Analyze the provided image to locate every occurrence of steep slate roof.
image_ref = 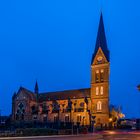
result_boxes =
[14,87,90,102]
[91,13,110,64]
[38,88,90,102]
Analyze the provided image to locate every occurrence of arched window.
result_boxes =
[100,69,104,82]
[95,70,99,82]
[77,115,81,122]
[16,103,25,120]
[43,116,47,122]
[65,115,70,122]
[97,101,102,111]
[54,115,58,122]
[100,86,103,95]
[96,87,99,95]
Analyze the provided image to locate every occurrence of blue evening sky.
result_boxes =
[0,0,140,118]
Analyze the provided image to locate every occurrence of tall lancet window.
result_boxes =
[100,69,104,82]
[97,101,102,111]
[16,103,25,121]
[100,86,104,95]
[96,87,99,95]
[95,70,100,83]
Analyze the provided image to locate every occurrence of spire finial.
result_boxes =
[35,80,39,94]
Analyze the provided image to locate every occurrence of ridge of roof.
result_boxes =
[39,87,90,95]
[38,88,90,101]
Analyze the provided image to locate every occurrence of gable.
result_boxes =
[16,90,29,100]
[15,87,36,101]
[92,47,108,65]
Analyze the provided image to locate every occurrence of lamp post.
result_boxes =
[0,110,1,125]
[137,85,140,91]
[70,109,74,135]
[137,85,140,115]
[88,110,92,132]
[67,97,73,134]
[84,97,95,132]
[109,117,113,128]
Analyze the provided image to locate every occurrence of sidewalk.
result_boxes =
[0,133,104,140]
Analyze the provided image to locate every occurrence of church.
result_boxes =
[12,13,110,128]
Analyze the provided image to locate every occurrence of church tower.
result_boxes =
[91,13,110,127]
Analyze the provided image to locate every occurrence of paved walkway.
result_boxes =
[0,134,103,140]
[1,132,140,140]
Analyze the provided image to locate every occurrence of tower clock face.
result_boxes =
[97,56,103,62]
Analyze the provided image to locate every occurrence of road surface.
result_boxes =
[1,131,140,140]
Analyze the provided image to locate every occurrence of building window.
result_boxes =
[43,114,47,122]
[100,69,104,82]
[16,114,19,120]
[95,70,99,82]
[65,115,70,122]
[33,115,37,120]
[16,103,25,121]
[97,101,102,111]
[100,86,103,95]
[31,105,38,115]
[77,115,81,122]
[96,87,99,95]
[54,116,58,122]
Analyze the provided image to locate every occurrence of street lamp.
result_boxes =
[109,117,113,128]
[137,85,140,91]
[0,110,1,124]
[109,118,113,122]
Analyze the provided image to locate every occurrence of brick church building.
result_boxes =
[12,13,110,128]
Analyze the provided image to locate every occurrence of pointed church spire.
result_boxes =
[35,81,39,94]
[91,13,110,64]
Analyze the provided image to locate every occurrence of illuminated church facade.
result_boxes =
[12,14,110,128]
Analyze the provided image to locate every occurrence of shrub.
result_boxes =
[16,128,58,136]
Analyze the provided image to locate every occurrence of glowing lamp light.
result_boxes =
[108,131,116,135]
[109,118,113,122]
